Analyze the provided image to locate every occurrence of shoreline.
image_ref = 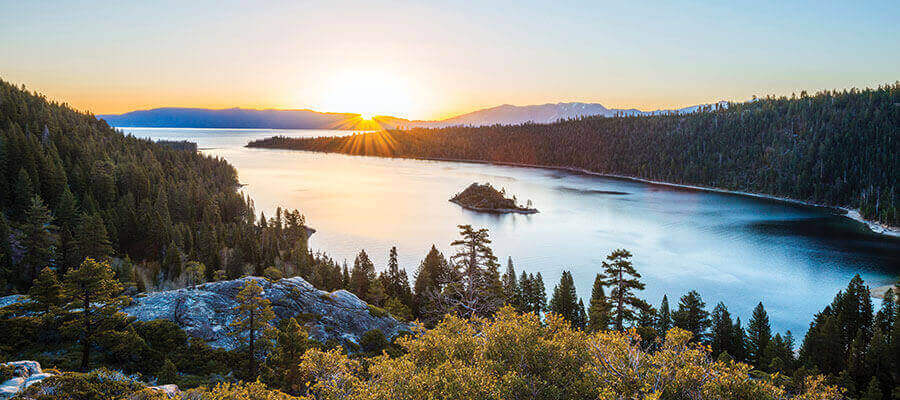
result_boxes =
[241,144,899,238]
[449,199,539,215]
[405,156,900,237]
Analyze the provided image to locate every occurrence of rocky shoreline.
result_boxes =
[449,198,539,214]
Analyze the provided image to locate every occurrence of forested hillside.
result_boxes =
[0,79,311,294]
[249,84,899,227]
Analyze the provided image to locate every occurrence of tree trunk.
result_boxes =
[616,268,624,331]
[80,290,91,372]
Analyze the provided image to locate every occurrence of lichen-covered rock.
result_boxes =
[147,384,180,397]
[123,276,408,349]
[0,361,55,399]
[0,295,27,310]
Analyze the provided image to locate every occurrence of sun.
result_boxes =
[317,69,414,119]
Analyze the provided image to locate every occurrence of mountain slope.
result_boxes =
[397,102,727,128]
[98,107,364,129]
[99,102,728,129]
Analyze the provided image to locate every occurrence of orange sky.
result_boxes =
[2,1,898,120]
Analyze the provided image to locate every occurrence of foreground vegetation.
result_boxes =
[248,83,899,227]
[3,225,897,399]
[11,309,845,400]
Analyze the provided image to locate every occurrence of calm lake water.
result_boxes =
[123,127,900,336]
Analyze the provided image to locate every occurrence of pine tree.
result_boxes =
[384,246,401,298]
[350,250,375,302]
[600,249,648,330]
[268,317,311,393]
[367,277,386,306]
[438,225,502,318]
[13,168,35,219]
[501,257,520,309]
[29,267,63,312]
[747,302,772,369]
[892,307,900,392]
[53,188,79,232]
[341,264,351,289]
[835,275,874,346]
[575,299,588,330]
[19,195,59,286]
[731,317,747,362]
[672,290,710,342]
[62,258,125,371]
[863,328,893,399]
[587,273,611,332]
[533,272,547,313]
[710,302,734,358]
[412,245,448,320]
[381,247,412,308]
[161,241,183,280]
[549,271,580,327]
[799,310,844,375]
[657,295,672,335]
[73,212,113,263]
[0,213,11,286]
[874,287,894,334]
[229,279,276,379]
[635,305,658,343]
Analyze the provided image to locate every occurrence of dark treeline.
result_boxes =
[249,83,899,227]
[0,79,312,294]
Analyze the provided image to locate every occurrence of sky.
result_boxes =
[1,0,898,120]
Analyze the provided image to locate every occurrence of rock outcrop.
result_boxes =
[123,276,408,349]
[0,361,55,399]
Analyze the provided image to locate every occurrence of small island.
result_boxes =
[450,183,538,214]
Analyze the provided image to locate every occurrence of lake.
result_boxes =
[123,127,900,336]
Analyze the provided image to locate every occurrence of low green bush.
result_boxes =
[359,329,387,353]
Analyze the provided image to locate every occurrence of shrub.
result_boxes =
[367,305,387,318]
[0,363,15,382]
[263,267,284,281]
[359,329,387,353]
[384,297,412,321]
[183,381,300,399]
[157,359,178,384]
[132,320,189,358]
[18,369,146,400]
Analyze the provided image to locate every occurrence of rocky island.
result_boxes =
[450,183,538,214]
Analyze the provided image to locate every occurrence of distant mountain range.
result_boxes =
[97,107,364,130]
[98,101,729,130]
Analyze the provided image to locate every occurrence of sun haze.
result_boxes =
[1,1,898,119]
